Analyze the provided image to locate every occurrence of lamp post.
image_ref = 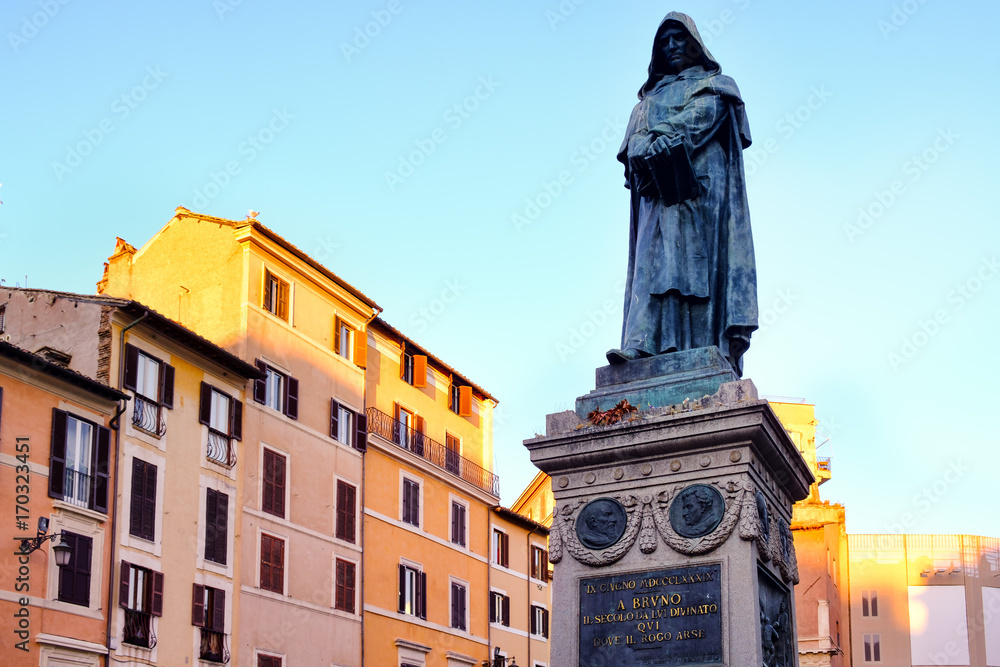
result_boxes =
[14,517,72,566]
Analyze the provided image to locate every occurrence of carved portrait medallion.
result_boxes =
[575,498,628,550]
[669,484,725,538]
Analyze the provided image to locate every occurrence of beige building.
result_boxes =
[98,209,381,666]
[848,533,1000,667]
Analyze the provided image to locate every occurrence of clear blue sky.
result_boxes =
[2,1,998,536]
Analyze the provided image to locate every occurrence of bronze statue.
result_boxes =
[607,12,758,375]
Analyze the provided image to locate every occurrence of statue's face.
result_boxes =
[659,24,699,73]
[682,496,704,524]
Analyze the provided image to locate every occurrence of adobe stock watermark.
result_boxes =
[512,117,626,233]
[545,0,587,30]
[886,255,997,371]
[699,0,753,48]
[384,76,500,191]
[555,280,626,361]
[8,0,71,53]
[190,108,295,208]
[883,459,968,534]
[213,0,246,20]
[312,235,339,263]
[409,279,466,334]
[340,0,404,62]
[843,127,958,244]
[877,0,931,40]
[51,66,168,182]
[744,85,833,178]
[755,288,798,335]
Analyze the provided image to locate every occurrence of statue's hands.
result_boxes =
[649,133,680,155]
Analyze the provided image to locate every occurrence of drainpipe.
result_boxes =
[358,307,378,667]
[487,507,494,666]
[105,312,146,667]
[525,525,539,667]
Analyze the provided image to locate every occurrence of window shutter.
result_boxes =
[72,535,92,607]
[130,459,145,538]
[123,344,139,391]
[531,606,537,635]
[142,462,157,541]
[192,583,206,627]
[451,504,458,543]
[344,562,356,614]
[353,327,367,368]
[205,489,218,561]
[231,399,243,441]
[489,593,497,623]
[418,571,427,620]
[330,400,339,439]
[413,355,427,387]
[336,560,346,609]
[543,608,550,638]
[119,561,131,608]
[335,481,346,540]
[262,450,275,515]
[150,570,164,617]
[458,585,466,630]
[93,425,110,514]
[397,565,406,613]
[263,274,272,312]
[277,280,289,320]
[273,539,284,592]
[259,535,271,591]
[451,584,459,628]
[502,594,510,626]
[273,454,285,519]
[459,506,466,545]
[542,549,549,582]
[200,382,213,424]
[215,492,229,565]
[502,533,509,568]
[212,589,226,633]
[343,483,356,543]
[333,317,342,355]
[161,363,175,409]
[459,385,473,417]
[354,412,367,452]
[253,361,267,403]
[284,376,299,420]
[49,408,67,499]
[410,481,420,525]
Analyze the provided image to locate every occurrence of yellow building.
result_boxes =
[1,288,261,665]
[362,318,501,667]
[98,209,380,667]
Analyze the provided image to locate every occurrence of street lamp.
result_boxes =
[14,517,72,566]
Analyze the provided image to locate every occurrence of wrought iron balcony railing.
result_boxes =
[123,609,156,649]
[366,407,500,497]
[817,456,832,472]
[207,430,237,467]
[199,628,230,663]
[62,468,94,510]
[131,395,166,437]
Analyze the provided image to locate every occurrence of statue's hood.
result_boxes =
[639,12,721,99]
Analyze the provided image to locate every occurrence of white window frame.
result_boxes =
[399,471,424,529]
[449,494,470,549]
[259,443,290,520]
[257,529,288,596]
[449,576,470,632]
[334,554,359,615]
[399,559,423,617]
[530,602,549,639]
[863,633,881,663]
[491,525,508,567]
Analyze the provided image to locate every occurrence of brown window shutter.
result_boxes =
[501,594,510,626]
[129,459,145,539]
[274,454,286,518]
[205,489,218,561]
[418,571,427,620]
[354,412,367,452]
[161,363,175,409]
[330,400,339,439]
[123,344,139,392]
[212,589,226,632]
[150,570,164,617]
[262,450,274,515]
[459,385,473,417]
[273,538,284,592]
[335,482,346,540]
[543,608,550,637]
[231,399,243,441]
[542,549,549,582]
[489,592,497,623]
[413,355,427,387]
[277,280,289,320]
[284,376,299,420]
[502,533,509,568]
[192,583,205,627]
[397,565,406,613]
[253,361,267,403]
[333,317,342,354]
[119,561,131,608]
[259,535,271,591]
[353,327,367,368]
[343,483,356,543]
[49,408,67,499]
[451,584,459,627]
[93,425,110,514]
[215,492,229,565]
[199,382,213,425]
[531,605,537,635]
[344,562,355,614]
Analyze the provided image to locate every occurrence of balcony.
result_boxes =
[123,609,156,649]
[131,395,166,437]
[817,457,832,472]
[366,407,500,497]
[199,628,230,663]
[62,468,95,510]
[207,430,236,467]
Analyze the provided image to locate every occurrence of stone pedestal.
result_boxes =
[525,376,812,667]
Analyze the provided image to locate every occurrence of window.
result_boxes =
[129,458,157,541]
[335,559,356,614]
[531,545,549,582]
[397,564,426,619]
[490,591,510,626]
[331,400,367,451]
[193,585,228,662]
[862,589,878,617]
[335,318,354,360]
[120,561,163,648]
[262,448,286,518]
[450,383,472,416]
[863,634,881,662]
[400,352,427,387]
[57,531,92,607]
[49,409,110,513]
[123,344,174,436]
[0,304,5,333]
[263,269,289,321]
[493,528,509,567]
[253,361,298,420]
[259,533,285,594]
[394,404,415,449]
[451,501,467,547]
[199,383,243,467]
[258,655,282,667]
[205,489,229,565]
[336,480,357,543]
[450,581,467,631]
[402,477,420,527]
[402,353,414,385]
[445,433,461,474]
[531,605,550,638]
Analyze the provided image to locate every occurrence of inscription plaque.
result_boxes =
[579,564,722,666]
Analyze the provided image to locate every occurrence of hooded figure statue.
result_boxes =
[607,12,758,376]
